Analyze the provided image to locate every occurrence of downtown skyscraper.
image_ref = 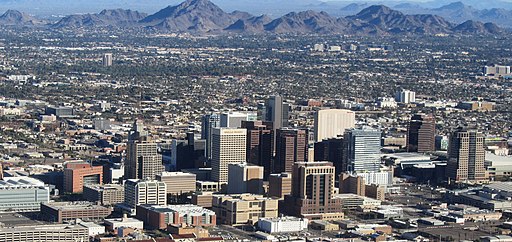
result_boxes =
[343,127,381,173]
[407,114,436,153]
[211,128,247,183]
[447,128,486,182]
[125,121,164,180]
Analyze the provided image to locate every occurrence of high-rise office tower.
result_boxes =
[125,121,163,180]
[407,114,436,153]
[125,141,164,180]
[275,128,308,173]
[343,128,381,173]
[314,138,344,175]
[263,95,289,131]
[227,163,264,194]
[395,90,416,103]
[211,128,247,183]
[242,121,273,179]
[220,112,257,128]
[283,162,344,220]
[201,114,220,160]
[446,128,486,182]
[103,53,113,67]
[314,109,355,142]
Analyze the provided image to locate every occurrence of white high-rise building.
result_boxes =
[395,90,416,104]
[124,179,166,209]
[103,53,113,67]
[314,109,355,142]
[211,128,247,183]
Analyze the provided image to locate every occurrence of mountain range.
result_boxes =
[0,0,505,35]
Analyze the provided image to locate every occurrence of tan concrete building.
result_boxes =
[157,172,196,195]
[227,163,264,194]
[365,184,386,201]
[339,173,365,196]
[192,192,214,208]
[212,194,279,225]
[268,173,292,199]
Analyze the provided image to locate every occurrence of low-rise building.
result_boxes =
[104,215,144,231]
[40,201,113,223]
[0,224,89,241]
[157,172,196,195]
[83,184,124,206]
[136,204,216,230]
[258,216,308,234]
[0,177,49,212]
[212,194,279,225]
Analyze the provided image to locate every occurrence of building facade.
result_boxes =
[0,224,89,242]
[268,172,292,199]
[258,216,308,234]
[284,162,345,220]
[125,141,164,180]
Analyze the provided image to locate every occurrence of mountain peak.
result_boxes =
[435,2,469,11]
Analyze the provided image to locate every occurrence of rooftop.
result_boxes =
[43,201,111,211]
[0,177,46,188]
[140,204,215,215]
[0,224,87,232]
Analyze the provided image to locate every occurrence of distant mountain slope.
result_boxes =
[53,9,147,28]
[140,0,240,32]
[263,11,347,34]
[348,5,454,34]
[0,9,46,26]
[429,2,512,28]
